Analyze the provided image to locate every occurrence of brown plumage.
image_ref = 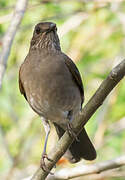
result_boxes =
[19,22,96,165]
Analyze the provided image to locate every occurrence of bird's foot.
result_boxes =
[67,122,79,142]
[40,153,54,174]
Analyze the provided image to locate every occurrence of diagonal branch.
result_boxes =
[31,59,125,180]
[0,0,28,89]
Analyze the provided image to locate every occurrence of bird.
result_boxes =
[19,22,96,171]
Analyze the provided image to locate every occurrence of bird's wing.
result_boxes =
[64,54,84,106]
[19,65,27,100]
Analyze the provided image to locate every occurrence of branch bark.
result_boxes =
[79,170,125,180]
[31,59,125,180]
[47,155,125,179]
[0,0,28,88]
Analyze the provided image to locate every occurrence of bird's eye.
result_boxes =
[35,27,41,34]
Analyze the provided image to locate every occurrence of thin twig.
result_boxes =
[0,0,28,89]
[80,170,125,180]
[31,59,125,180]
[110,117,125,133]
[47,155,125,179]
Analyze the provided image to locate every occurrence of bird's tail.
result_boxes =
[54,123,96,163]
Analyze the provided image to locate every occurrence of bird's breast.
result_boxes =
[21,54,81,122]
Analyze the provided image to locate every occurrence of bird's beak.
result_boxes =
[46,23,56,34]
[50,23,56,31]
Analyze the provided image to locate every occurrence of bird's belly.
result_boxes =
[26,79,81,124]
[23,61,81,124]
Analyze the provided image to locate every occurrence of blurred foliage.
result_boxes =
[0,0,125,180]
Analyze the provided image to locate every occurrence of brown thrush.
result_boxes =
[19,22,96,170]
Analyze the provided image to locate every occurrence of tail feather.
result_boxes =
[54,123,96,163]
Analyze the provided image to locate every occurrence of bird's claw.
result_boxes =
[40,153,54,175]
[67,123,79,142]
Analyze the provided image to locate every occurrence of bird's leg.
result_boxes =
[40,118,53,173]
[67,111,79,142]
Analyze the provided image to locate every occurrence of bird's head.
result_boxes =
[30,22,61,51]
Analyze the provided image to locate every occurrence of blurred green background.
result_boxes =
[0,0,125,179]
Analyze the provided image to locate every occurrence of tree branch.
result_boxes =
[31,59,125,180]
[46,155,125,179]
[0,0,28,89]
[80,170,125,180]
